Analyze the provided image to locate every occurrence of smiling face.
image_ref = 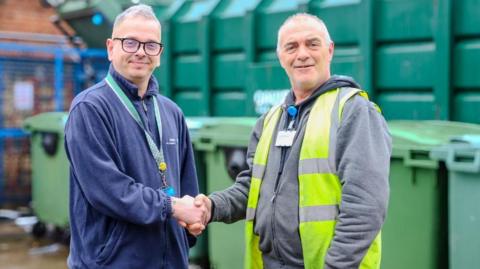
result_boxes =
[277,16,334,96]
[106,15,161,86]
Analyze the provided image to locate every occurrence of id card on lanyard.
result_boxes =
[275,105,298,147]
[275,130,296,147]
[105,73,175,196]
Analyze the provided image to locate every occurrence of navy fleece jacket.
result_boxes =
[65,66,198,269]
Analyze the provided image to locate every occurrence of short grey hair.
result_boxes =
[113,4,160,30]
[276,13,333,52]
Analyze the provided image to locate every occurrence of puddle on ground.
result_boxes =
[0,220,68,269]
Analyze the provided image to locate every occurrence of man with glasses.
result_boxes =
[65,4,207,269]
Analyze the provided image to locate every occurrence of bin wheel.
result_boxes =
[32,221,47,238]
[225,148,248,181]
[62,228,71,245]
[53,226,70,245]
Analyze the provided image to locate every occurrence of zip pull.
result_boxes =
[287,119,295,130]
[142,100,148,112]
[271,191,277,202]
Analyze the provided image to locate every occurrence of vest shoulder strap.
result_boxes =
[263,104,282,129]
[337,87,382,123]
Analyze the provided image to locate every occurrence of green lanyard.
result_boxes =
[105,74,174,196]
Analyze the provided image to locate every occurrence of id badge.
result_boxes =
[275,130,296,147]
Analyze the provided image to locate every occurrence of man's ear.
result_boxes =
[106,39,114,61]
[328,42,334,62]
[277,50,286,69]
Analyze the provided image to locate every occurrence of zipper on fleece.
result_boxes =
[270,104,302,264]
[139,98,152,132]
[270,107,292,263]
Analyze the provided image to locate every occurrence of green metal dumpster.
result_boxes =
[430,135,480,269]
[193,117,257,269]
[56,0,480,123]
[23,112,69,237]
[382,120,480,269]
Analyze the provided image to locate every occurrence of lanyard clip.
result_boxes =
[158,162,167,172]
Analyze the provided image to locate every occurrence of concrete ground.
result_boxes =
[0,220,68,269]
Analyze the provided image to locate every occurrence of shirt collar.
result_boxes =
[108,64,159,100]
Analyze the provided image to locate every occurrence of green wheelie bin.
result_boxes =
[23,112,69,240]
[382,120,480,269]
[193,117,257,269]
[430,135,480,269]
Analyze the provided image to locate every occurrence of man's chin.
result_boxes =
[295,79,315,87]
[128,69,151,78]
[293,80,320,92]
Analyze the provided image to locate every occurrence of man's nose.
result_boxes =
[135,44,147,57]
[296,45,310,61]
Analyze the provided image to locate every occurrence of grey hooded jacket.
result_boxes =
[209,76,392,269]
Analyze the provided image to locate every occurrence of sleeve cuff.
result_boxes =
[165,195,173,218]
[208,194,224,222]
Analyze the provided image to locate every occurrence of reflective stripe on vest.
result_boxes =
[245,88,382,269]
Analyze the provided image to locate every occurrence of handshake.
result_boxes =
[171,194,211,236]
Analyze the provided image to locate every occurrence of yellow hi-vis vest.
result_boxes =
[245,87,382,269]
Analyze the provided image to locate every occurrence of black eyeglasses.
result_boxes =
[113,37,164,56]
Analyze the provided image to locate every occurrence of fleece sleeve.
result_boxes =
[324,96,392,269]
[65,102,172,225]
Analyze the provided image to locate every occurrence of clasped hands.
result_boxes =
[171,194,211,236]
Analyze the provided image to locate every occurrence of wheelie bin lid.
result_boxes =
[23,112,68,133]
[187,117,257,151]
[388,120,480,169]
[430,135,480,173]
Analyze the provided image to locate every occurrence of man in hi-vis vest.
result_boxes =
[188,13,392,269]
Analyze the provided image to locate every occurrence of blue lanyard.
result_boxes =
[105,74,174,196]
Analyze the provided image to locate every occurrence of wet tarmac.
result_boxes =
[0,219,205,269]
[0,220,68,269]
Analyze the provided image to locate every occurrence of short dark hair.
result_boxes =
[113,4,160,32]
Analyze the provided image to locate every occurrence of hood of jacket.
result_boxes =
[283,75,361,109]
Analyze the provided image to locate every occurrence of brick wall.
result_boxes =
[0,0,63,35]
